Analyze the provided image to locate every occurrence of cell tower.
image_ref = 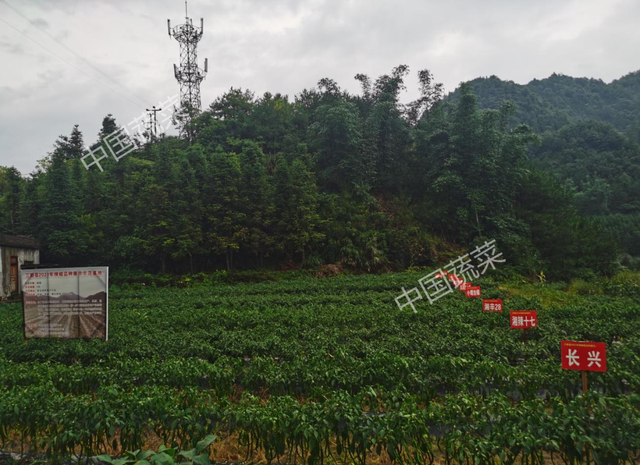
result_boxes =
[168,1,208,114]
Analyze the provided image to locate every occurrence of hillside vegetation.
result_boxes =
[456,71,640,136]
[448,71,640,264]
[2,67,633,278]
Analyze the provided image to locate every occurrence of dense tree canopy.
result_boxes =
[452,71,640,136]
[0,66,629,278]
[448,70,640,267]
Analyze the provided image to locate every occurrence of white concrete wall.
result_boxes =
[0,246,40,298]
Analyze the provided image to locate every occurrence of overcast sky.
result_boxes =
[1,0,639,175]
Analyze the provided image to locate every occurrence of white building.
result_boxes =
[0,234,40,299]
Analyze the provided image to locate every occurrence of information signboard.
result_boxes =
[510,310,537,329]
[448,274,464,289]
[483,299,503,312]
[465,286,481,298]
[21,267,108,340]
[561,341,606,372]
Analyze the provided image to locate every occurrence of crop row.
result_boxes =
[0,351,637,401]
[1,386,639,465]
[1,292,638,366]
[1,273,639,464]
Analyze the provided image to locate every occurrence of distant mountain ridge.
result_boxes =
[447,70,640,138]
[445,70,640,260]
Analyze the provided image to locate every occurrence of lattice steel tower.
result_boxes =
[168,1,208,113]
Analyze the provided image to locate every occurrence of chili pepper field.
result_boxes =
[0,272,639,464]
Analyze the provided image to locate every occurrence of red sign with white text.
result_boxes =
[466,287,481,298]
[483,299,503,312]
[510,310,537,329]
[448,274,464,288]
[561,341,607,372]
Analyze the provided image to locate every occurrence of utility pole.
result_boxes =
[167,0,208,137]
[146,106,162,138]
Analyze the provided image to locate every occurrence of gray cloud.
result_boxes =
[1,0,639,174]
[32,17,48,28]
[0,38,23,53]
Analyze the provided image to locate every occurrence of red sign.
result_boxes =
[458,282,471,292]
[510,310,537,329]
[483,299,503,312]
[448,274,463,288]
[465,287,481,298]
[561,341,606,372]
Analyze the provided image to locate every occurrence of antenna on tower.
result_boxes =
[168,0,208,139]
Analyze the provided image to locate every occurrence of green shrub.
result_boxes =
[604,271,640,298]
[567,278,603,295]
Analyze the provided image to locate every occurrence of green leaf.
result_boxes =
[151,453,176,465]
[157,446,176,457]
[112,459,135,465]
[192,453,213,465]
[195,434,217,453]
[178,449,197,460]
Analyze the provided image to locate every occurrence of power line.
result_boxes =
[0,0,151,108]
[0,16,146,110]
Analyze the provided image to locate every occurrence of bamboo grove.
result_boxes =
[0,67,627,278]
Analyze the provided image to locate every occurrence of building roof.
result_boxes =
[0,234,40,249]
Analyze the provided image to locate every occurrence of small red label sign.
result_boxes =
[466,287,481,298]
[561,341,606,372]
[510,310,537,329]
[458,282,471,291]
[448,274,463,288]
[483,299,502,312]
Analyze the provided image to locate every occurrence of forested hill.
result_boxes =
[0,66,637,278]
[449,71,640,139]
[446,71,640,262]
